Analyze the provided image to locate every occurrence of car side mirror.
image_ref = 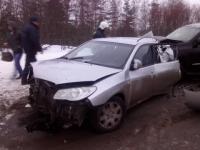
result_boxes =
[130,59,143,70]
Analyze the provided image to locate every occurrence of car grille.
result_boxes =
[29,79,90,123]
[29,79,56,114]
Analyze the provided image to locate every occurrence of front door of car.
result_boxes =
[152,45,181,94]
[129,44,155,106]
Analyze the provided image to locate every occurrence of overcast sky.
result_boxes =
[156,0,200,5]
[189,0,200,4]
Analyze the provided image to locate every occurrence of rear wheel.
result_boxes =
[90,96,125,133]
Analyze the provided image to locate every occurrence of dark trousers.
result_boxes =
[21,54,36,84]
[14,52,23,76]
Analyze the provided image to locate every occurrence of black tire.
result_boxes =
[90,96,125,133]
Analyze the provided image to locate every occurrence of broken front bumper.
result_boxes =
[29,79,92,126]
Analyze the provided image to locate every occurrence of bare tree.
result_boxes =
[63,0,71,23]
[119,0,137,36]
[138,0,150,35]
[191,5,200,23]
[0,0,195,46]
[149,0,162,35]
[0,0,18,44]
[162,0,191,34]
[109,0,119,36]
[43,0,65,44]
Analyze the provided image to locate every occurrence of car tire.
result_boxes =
[90,96,125,133]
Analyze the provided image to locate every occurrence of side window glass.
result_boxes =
[157,45,175,63]
[134,45,155,67]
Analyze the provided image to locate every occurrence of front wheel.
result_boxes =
[90,96,125,133]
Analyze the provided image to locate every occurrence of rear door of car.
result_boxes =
[129,44,155,105]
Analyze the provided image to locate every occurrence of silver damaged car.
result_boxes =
[29,37,181,132]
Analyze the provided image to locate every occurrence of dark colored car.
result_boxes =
[162,23,200,76]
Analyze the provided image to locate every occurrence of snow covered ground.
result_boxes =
[0,45,73,111]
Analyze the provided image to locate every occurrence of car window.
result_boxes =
[156,45,175,63]
[134,45,159,67]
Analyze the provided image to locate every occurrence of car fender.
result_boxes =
[88,71,131,107]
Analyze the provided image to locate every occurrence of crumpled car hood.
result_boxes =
[31,59,121,85]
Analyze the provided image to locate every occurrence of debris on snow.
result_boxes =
[25,104,31,108]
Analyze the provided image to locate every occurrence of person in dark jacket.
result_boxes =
[93,21,109,39]
[21,16,42,85]
[5,21,23,79]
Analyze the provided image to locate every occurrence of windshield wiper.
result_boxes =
[62,56,93,64]
[62,56,84,60]
[68,57,84,60]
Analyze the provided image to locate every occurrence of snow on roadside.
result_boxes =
[0,45,73,118]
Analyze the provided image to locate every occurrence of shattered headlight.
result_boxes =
[53,86,97,101]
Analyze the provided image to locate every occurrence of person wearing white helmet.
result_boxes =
[93,21,109,39]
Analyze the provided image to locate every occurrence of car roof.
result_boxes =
[93,37,158,45]
[186,23,200,28]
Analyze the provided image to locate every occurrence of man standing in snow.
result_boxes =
[93,21,109,39]
[5,21,23,79]
[21,16,42,85]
